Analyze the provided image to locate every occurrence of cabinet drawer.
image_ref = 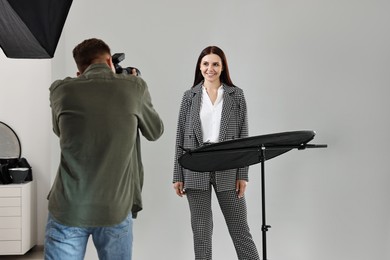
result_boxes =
[0,197,21,207]
[0,241,21,254]
[0,187,21,197]
[0,207,21,216]
[0,217,21,228]
[0,228,21,240]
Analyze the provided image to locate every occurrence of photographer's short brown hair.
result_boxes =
[73,38,111,73]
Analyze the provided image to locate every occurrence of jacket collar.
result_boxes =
[191,81,236,95]
[82,63,112,75]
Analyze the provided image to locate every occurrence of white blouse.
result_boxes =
[200,85,224,143]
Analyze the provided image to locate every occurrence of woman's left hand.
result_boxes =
[236,180,247,198]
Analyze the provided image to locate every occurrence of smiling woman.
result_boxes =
[173,46,260,260]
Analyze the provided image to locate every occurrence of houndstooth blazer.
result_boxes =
[173,82,249,192]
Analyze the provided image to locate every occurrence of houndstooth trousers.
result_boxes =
[186,173,260,260]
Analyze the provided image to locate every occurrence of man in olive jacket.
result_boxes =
[45,38,164,260]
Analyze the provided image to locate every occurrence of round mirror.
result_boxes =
[0,121,21,159]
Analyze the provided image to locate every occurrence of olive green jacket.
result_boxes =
[48,64,163,227]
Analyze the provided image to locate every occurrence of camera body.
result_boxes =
[112,53,141,76]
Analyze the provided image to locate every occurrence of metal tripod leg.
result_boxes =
[260,146,271,260]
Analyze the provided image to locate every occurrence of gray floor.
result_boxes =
[0,246,43,260]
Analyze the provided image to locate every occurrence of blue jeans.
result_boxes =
[44,214,133,260]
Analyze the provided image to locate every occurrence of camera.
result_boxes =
[112,53,141,76]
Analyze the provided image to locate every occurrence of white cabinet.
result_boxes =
[0,181,36,255]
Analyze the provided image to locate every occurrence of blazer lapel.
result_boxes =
[191,84,203,145]
[218,84,235,142]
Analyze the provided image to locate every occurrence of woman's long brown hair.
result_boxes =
[192,46,235,87]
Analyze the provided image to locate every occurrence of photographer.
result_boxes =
[45,38,163,260]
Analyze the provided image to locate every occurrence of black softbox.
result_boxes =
[0,0,73,59]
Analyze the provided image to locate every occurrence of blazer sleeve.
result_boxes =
[236,89,249,181]
[173,92,191,183]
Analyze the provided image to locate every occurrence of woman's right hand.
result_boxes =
[173,182,185,197]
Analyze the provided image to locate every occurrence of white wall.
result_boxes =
[0,53,51,244]
[1,0,389,259]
